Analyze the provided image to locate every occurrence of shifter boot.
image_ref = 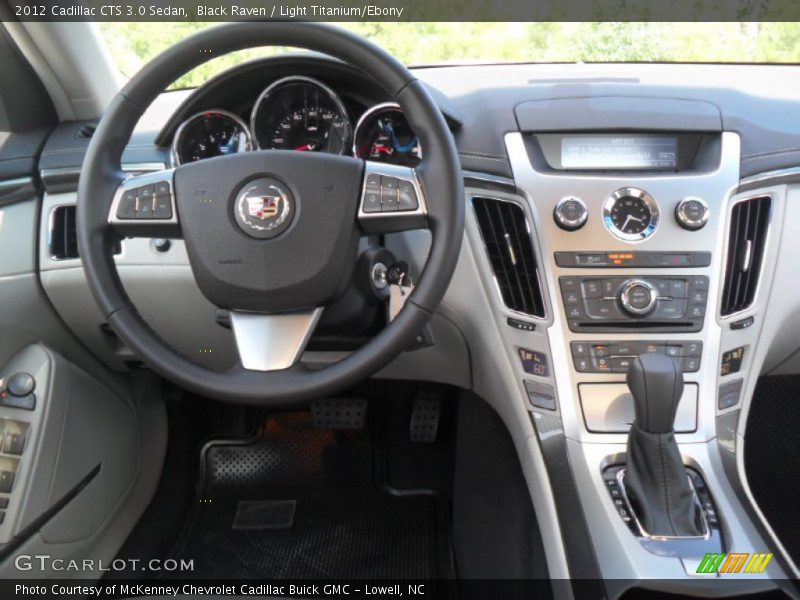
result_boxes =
[624,353,703,537]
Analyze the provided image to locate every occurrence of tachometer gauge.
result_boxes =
[172,110,252,165]
[250,76,351,154]
[354,103,421,166]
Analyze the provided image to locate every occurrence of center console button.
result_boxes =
[591,343,611,358]
[653,298,687,319]
[619,279,658,316]
[653,298,686,319]
[571,342,589,357]
[689,276,709,290]
[563,290,581,306]
[586,298,622,319]
[608,342,636,355]
[690,290,708,305]
[574,253,607,267]
[582,280,602,298]
[559,277,578,291]
[554,196,588,231]
[610,356,635,373]
[665,344,683,357]
[685,341,703,356]
[669,279,688,298]
[654,279,670,297]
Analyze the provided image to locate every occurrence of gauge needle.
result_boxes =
[294,144,313,151]
[621,214,644,230]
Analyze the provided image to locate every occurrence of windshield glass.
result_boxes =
[99,22,800,89]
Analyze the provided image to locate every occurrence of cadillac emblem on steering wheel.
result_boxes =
[234,177,295,239]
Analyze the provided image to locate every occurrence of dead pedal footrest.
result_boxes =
[311,397,367,430]
[410,389,442,443]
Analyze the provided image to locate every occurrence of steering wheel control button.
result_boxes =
[619,279,658,316]
[234,178,294,239]
[553,196,588,231]
[116,179,174,221]
[397,180,419,211]
[675,197,710,230]
[380,176,400,211]
[117,190,138,219]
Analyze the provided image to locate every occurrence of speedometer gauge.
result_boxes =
[354,103,421,166]
[250,76,351,154]
[172,110,252,165]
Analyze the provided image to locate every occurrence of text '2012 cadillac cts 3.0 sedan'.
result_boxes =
[2,14,800,600]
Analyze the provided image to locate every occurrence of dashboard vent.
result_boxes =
[473,197,545,318]
[50,205,121,260]
[721,195,771,316]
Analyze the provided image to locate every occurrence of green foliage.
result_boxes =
[98,22,800,90]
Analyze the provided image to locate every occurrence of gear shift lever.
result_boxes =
[624,353,703,537]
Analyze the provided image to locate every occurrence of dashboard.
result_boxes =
[168,70,422,168]
[29,55,800,586]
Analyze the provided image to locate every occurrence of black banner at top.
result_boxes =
[5,0,800,22]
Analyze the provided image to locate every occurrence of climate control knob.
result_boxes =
[619,279,658,316]
[675,197,709,230]
[553,196,588,231]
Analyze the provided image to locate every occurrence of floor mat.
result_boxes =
[169,412,452,579]
[744,375,800,567]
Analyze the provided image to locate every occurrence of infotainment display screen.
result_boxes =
[561,135,678,170]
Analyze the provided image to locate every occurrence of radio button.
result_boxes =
[669,279,688,298]
[653,298,687,319]
[619,280,658,316]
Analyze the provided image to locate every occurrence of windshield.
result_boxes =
[99,22,800,89]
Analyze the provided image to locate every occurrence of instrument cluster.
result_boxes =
[171,75,421,167]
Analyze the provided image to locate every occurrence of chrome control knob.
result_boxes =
[553,196,588,231]
[619,279,658,316]
[675,197,709,231]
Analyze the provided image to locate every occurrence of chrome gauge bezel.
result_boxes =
[602,187,660,243]
[171,109,253,167]
[249,75,352,154]
[352,101,423,162]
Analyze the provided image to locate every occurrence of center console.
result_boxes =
[489,123,784,588]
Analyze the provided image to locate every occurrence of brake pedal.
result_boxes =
[410,388,442,443]
[311,397,367,430]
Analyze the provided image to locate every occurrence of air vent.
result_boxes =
[473,196,545,318]
[76,124,96,139]
[721,195,771,316]
[49,205,121,260]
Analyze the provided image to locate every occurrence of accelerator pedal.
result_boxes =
[311,397,367,430]
[410,387,442,443]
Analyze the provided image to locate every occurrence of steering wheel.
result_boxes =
[77,23,464,405]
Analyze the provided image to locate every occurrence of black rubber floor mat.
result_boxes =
[745,375,800,566]
[169,413,450,579]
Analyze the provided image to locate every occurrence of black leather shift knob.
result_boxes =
[627,353,683,433]
[625,352,702,537]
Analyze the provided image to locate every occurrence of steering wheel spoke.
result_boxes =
[358,161,428,234]
[230,308,323,372]
[108,168,181,238]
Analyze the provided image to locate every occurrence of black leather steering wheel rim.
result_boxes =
[77,23,464,405]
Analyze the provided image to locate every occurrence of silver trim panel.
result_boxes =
[230,308,323,371]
